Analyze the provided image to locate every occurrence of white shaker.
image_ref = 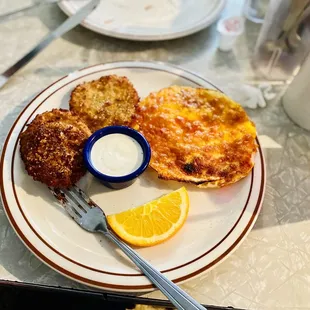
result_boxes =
[217,16,244,52]
[282,53,310,130]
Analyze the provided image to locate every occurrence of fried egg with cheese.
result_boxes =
[132,86,257,188]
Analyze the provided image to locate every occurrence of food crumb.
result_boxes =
[144,4,153,10]
[104,19,114,24]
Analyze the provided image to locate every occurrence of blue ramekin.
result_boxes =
[83,126,151,190]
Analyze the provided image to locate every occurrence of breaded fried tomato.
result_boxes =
[20,109,91,188]
[69,75,139,132]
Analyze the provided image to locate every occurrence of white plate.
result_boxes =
[0,61,265,292]
[58,0,226,41]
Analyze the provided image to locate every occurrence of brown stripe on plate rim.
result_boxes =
[0,63,265,290]
[11,66,253,274]
[76,61,224,93]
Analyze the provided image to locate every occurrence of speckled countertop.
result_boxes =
[1,1,310,310]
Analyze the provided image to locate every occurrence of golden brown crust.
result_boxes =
[20,109,91,188]
[69,75,140,132]
[132,86,257,187]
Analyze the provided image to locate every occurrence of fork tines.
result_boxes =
[49,186,95,221]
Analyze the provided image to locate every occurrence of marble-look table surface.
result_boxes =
[1,1,310,309]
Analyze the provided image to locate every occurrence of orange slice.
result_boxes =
[107,187,189,247]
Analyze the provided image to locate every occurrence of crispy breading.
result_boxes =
[132,86,257,188]
[69,75,139,132]
[20,109,91,188]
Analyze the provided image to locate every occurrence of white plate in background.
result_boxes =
[59,0,226,41]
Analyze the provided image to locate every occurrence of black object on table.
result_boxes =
[0,280,246,310]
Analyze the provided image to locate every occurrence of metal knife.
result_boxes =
[0,0,86,22]
[0,0,100,89]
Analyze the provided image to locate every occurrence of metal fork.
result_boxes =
[50,185,206,310]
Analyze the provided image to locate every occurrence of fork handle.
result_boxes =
[104,231,206,310]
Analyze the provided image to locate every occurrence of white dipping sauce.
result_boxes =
[90,133,144,177]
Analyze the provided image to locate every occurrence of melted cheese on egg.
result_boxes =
[132,86,257,187]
